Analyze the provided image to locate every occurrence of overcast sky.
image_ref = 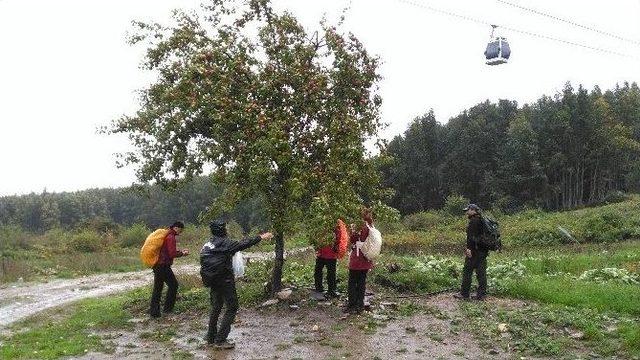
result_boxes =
[1,0,639,196]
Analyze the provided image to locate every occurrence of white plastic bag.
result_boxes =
[232,252,245,278]
[360,224,382,260]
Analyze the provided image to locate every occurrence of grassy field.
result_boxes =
[1,198,639,358]
[3,195,640,284]
[1,240,639,359]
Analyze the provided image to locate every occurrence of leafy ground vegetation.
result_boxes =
[1,198,639,359]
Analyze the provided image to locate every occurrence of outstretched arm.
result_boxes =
[227,232,274,253]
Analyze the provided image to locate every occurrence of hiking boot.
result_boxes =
[326,292,340,299]
[212,341,235,350]
[453,293,470,301]
[204,335,215,344]
[342,306,361,314]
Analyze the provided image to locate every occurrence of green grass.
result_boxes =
[384,195,640,255]
[619,322,640,356]
[0,296,132,359]
[461,300,639,358]
[501,275,640,316]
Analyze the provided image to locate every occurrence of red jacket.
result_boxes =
[317,226,339,260]
[157,229,183,266]
[348,221,373,270]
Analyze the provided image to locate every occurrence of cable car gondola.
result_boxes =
[484,25,510,65]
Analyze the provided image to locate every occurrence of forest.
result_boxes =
[2,82,639,231]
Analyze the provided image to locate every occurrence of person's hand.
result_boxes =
[465,248,472,258]
[182,249,190,256]
[260,232,274,241]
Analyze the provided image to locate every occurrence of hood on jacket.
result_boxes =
[209,219,227,237]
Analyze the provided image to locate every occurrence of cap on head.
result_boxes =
[463,204,481,212]
[170,221,185,229]
[209,219,227,237]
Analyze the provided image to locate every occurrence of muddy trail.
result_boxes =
[0,247,312,328]
[77,293,526,360]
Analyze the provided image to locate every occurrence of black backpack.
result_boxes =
[479,217,502,251]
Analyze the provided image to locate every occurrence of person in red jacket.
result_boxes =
[314,222,341,298]
[149,221,190,318]
[346,209,374,313]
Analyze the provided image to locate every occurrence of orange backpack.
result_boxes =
[140,228,171,267]
[336,219,349,259]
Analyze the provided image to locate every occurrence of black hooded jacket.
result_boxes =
[200,221,261,285]
[466,214,487,252]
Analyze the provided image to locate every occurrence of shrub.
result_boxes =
[374,255,459,293]
[0,225,33,251]
[76,217,121,235]
[506,221,565,246]
[376,220,404,234]
[577,209,626,242]
[442,193,470,216]
[37,228,72,252]
[493,196,523,215]
[403,211,446,231]
[67,230,103,252]
[487,260,526,290]
[600,191,629,205]
[118,223,150,248]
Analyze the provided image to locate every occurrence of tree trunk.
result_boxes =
[270,230,285,294]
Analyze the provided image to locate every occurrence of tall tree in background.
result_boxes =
[383,110,445,213]
[107,0,390,292]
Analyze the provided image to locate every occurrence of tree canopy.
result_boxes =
[108,0,392,291]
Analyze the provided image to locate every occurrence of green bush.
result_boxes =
[506,221,564,246]
[442,193,470,216]
[76,217,121,235]
[374,255,459,293]
[402,211,447,231]
[0,225,32,251]
[493,195,523,215]
[118,223,149,248]
[601,191,629,205]
[577,209,627,242]
[376,220,404,234]
[37,228,72,252]
[67,230,104,252]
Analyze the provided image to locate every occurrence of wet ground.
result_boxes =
[77,293,517,360]
[0,248,311,328]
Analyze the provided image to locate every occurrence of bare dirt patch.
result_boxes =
[78,292,521,360]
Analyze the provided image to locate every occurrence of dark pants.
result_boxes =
[149,264,178,316]
[347,269,368,309]
[206,277,239,344]
[314,257,337,294]
[461,250,488,298]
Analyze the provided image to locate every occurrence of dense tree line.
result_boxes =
[4,82,640,229]
[0,177,267,233]
[383,82,640,214]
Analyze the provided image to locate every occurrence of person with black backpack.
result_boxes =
[200,220,273,350]
[454,204,501,301]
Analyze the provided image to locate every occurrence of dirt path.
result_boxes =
[0,247,312,328]
[78,293,521,360]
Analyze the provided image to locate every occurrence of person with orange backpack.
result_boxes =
[148,221,190,318]
[314,219,348,299]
